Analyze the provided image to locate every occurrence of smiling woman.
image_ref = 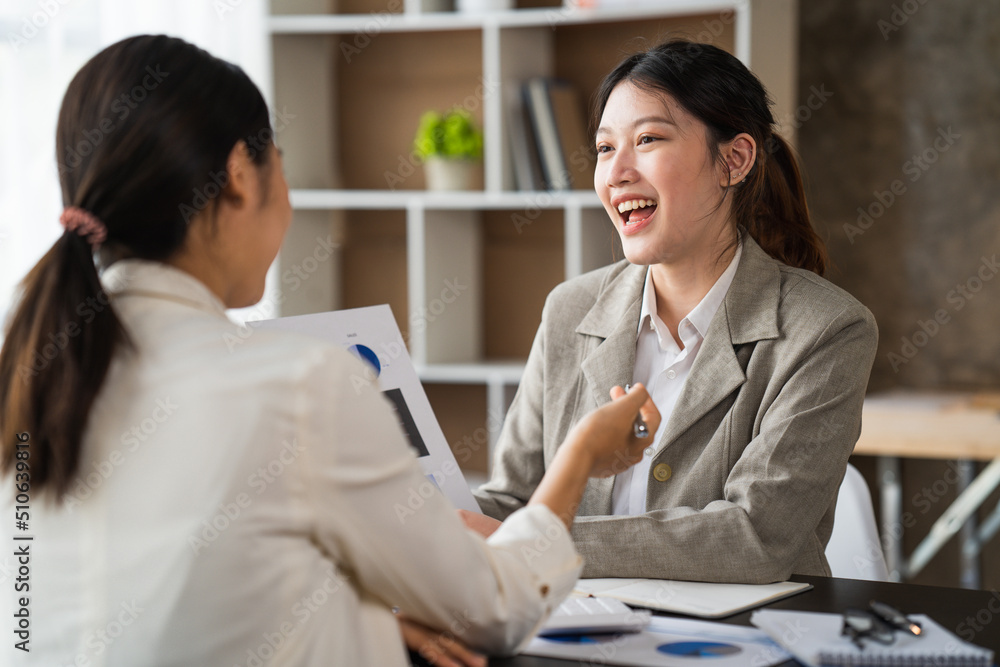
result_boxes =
[473,39,879,585]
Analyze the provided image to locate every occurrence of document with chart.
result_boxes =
[256,304,479,512]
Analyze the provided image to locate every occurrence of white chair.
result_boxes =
[826,463,890,581]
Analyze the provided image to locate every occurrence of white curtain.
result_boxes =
[0,0,270,329]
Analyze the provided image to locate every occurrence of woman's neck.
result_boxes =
[649,236,739,345]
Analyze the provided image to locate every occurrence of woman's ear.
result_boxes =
[720,133,756,186]
[218,140,255,210]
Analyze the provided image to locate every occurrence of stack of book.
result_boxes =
[507,77,594,191]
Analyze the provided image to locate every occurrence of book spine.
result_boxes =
[523,78,570,191]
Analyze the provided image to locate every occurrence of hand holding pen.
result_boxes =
[625,384,650,439]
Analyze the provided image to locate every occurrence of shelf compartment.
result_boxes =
[337,29,485,191]
[552,14,736,109]
[339,210,410,338]
[483,207,564,360]
[424,383,491,476]
[278,210,342,316]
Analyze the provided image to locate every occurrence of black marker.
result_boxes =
[624,384,650,439]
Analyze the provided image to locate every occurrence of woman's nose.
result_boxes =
[604,149,638,187]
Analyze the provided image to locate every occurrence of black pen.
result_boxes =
[624,384,650,439]
[870,600,922,637]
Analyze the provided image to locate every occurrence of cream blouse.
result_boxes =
[0,260,581,666]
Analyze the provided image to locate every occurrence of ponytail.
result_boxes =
[0,232,130,499]
[737,133,828,276]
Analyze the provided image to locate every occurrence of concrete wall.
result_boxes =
[797,0,1000,590]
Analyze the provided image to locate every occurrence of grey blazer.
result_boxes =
[474,237,878,584]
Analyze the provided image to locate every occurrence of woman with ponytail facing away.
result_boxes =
[0,35,660,666]
[471,40,878,584]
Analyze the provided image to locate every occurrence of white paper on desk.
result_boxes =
[256,305,479,512]
[523,615,790,666]
[574,578,812,618]
[750,609,994,667]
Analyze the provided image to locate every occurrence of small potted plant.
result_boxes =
[413,109,483,191]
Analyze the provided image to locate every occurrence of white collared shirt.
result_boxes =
[611,243,743,515]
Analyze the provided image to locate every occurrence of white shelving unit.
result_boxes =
[267,0,797,474]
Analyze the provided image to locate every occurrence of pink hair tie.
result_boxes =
[60,207,107,248]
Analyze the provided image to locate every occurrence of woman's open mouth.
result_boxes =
[617,198,658,233]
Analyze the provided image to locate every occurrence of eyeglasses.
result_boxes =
[841,600,923,649]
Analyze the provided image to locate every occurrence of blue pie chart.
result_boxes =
[657,641,741,657]
[348,344,381,376]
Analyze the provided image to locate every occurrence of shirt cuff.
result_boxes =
[487,504,583,607]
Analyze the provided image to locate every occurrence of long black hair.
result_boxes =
[0,35,273,500]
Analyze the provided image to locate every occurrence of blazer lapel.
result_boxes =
[575,263,644,513]
[656,237,782,450]
[577,263,646,410]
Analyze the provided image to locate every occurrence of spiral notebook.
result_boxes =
[750,609,994,667]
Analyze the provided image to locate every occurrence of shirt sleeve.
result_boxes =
[297,348,582,655]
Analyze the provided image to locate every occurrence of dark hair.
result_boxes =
[594,39,827,275]
[0,35,273,500]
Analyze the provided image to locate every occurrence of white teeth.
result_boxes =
[617,199,657,213]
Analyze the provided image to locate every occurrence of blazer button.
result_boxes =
[653,463,672,482]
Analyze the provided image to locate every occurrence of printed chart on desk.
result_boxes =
[256,304,478,511]
[524,616,790,667]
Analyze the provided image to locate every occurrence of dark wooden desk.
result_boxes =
[494,576,1000,665]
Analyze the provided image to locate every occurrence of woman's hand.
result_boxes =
[458,509,502,538]
[527,384,660,528]
[563,384,661,478]
[399,616,487,667]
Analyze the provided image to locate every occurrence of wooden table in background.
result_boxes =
[853,392,1000,585]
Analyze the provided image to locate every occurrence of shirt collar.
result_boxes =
[101,259,229,318]
[637,241,743,344]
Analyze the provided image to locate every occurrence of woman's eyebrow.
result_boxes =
[596,116,677,136]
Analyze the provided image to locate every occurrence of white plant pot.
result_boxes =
[424,157,475,191]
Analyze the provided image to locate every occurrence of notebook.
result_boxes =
[750,609,994,666]
[573,578,812,619]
